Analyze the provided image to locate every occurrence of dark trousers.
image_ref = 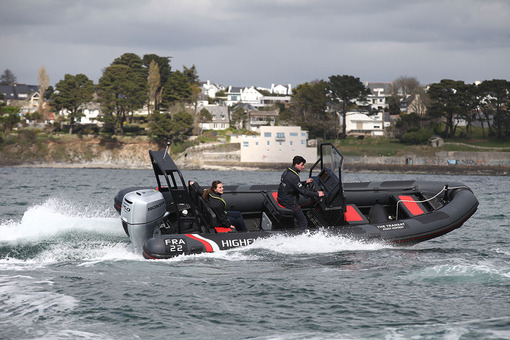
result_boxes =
[227,211,248,232]
[280,202,308,229]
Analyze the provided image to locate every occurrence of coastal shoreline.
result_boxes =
[5,161,509,176]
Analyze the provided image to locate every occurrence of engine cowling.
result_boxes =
[121,189,168,254]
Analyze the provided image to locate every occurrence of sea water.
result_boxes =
[0,167,509,340]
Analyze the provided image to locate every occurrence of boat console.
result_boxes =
[262,143,349,229]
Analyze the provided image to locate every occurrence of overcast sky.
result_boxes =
[2,0,509,88]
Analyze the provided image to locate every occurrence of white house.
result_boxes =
[226,86,243,106]
[230,126,317,163]
[344,111,390,136]
[0,84,40,114]
[199,105,229,130]
[226,86,266,107]
[200,80,226,98]
[270,84,292,95]
[363,82,392,111]
[240,86,264,107]
[80,103,102,124]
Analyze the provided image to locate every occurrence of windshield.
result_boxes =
[321,144,343,178]
[309,143,344,181]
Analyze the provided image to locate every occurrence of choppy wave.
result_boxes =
[0,275,79,338]
[1,197,396,268]
[409,260,510,284]
[0,198,141,269]
[0,197,121,242]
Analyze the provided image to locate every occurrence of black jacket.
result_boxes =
[207,193,230,227]
[277,166,318,206]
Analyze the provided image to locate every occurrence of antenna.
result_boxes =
[163,141,170,160]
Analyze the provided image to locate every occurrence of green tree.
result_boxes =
[456,83,480,138]
[97,64,147,135]
[183,65,199,84]
[142,54,172,111]
[112,53,145,76]
[289,81,333,139]
[0,69,17,85]
[327,75,371,138]
[109,53,147,124]
[161,70,192,107]
[394,112,434,143]
[51,74,94,134]
[478,79,510,138]
[0,106,21,135]
[171,111,194,140]
[142,54,172,85]
[198,107,212,122]
[230,106,246,129]
[197,107,212,134]
[44,86,54,100]
[149,111,193,146]
[427,79,474,138]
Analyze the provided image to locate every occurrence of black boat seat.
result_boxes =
[189,182,221,232]
[261,191,295,229]
[393,194,429,217]
[265,191,294,216]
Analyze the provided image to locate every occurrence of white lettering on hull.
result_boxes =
[221,238,255,248]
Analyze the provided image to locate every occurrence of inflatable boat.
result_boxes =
[114,143,478,259]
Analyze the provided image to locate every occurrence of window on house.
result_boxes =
[301,140,306,144]
[290,141,293,146]
[243,142,249,147]
[290,132,298,136]
[267,141,270,146]
[264,132,272,137]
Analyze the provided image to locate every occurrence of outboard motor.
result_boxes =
[121,189,169,254]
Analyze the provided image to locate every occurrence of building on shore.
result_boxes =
[230,125,317,163]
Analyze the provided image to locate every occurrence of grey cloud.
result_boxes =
[1,0,509,86]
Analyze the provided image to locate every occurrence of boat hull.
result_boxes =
[141,186,478,259]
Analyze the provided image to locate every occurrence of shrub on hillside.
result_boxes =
[399,128,434,144]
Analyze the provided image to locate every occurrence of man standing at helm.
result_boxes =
[277,156,324,229]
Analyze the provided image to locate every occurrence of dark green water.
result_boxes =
[1,167,509,339]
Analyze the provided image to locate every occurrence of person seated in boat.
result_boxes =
[200,180,248,232]
[277,156,324,229]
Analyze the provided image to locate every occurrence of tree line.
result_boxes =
[2,55,510,145]
[1,53,200,146]
[283,76,510,141]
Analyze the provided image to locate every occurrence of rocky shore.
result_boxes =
[1,137,509,175]
[11,159,508,176]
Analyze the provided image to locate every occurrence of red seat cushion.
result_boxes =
[344,205,365,222]
[398,195,425,216]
